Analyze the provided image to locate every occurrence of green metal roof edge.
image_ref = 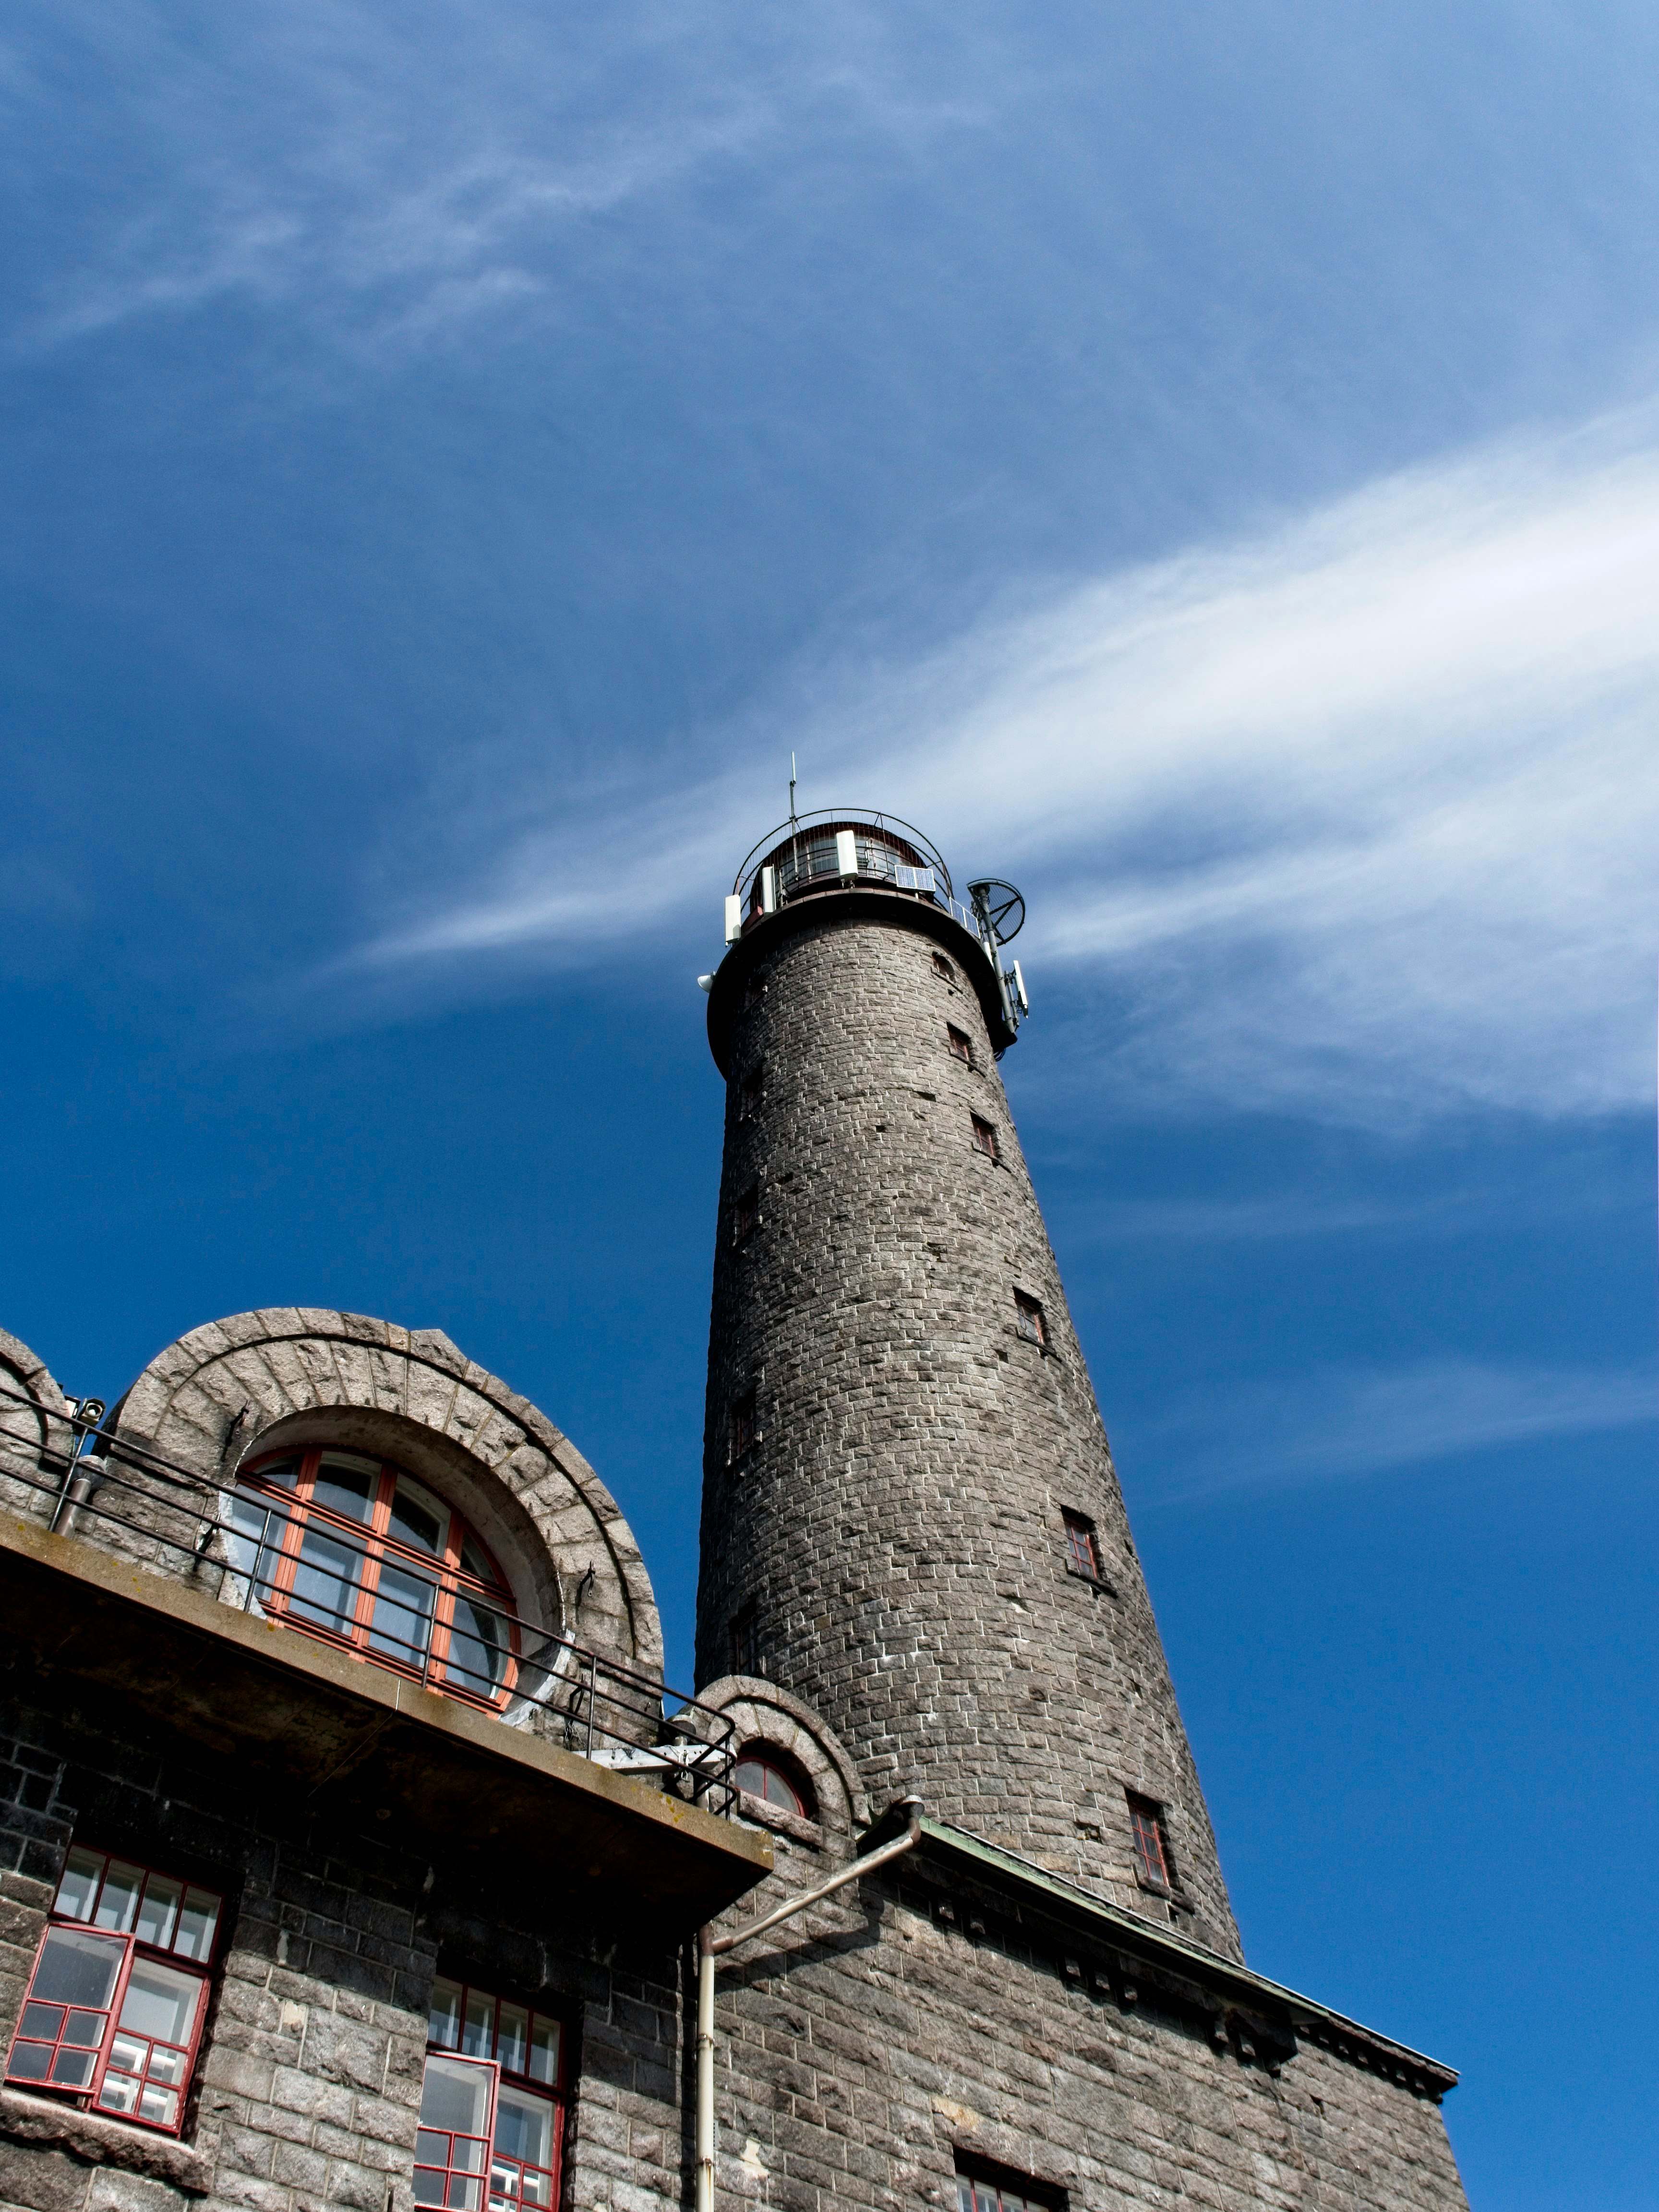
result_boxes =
[899,1814,1458,2092]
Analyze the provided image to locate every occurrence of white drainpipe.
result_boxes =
[695,1798,924,2212]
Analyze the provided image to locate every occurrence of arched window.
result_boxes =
[227,1447,516,1706]
[730,1746,813,1819]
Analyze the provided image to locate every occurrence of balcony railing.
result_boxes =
[732,809,990,946]
[0,1383,735,1812]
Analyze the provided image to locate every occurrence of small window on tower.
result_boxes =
[729,1606,759,1676]
[971,1116,998,1160]
[1062,1510,1100,1580]
[954,2158,1066,2212]
[731,1744,813,1818]
[728,1391,757,1462]
[732,1184,759,1244]
[932,951,955,983]
[1127,1793,1178,1894]
[744,972,767,1011]
[947,1024,974,1066]
[1013,1291,1046,1346]
[738,1068,763,1121]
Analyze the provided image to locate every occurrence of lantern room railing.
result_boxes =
[728,808,986,944]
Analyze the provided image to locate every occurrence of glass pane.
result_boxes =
[174,1890,220,1962]
[119,1959,202,2047]
[957,2181,974,2212]
[54,1847,104,1923]
[462,1990,494,2059]
[108,2032,147,2075]
[52,2046,99,2087]
[291,1526,363,1633]
[519,2171,552,2208]
[763,1767,800,1812]
[138,2082,180,2127]
[420,2054,495,2136]
[429,1979,463,2050]
[62,2009,105,2046]
[526,2020,558,2088]
[8,2044,51,2080]
[30,1927,125,2008]
[414,2174,446,2207]
[447,1599,507,1697]
[368,1559,436,1667]
[136,1875,182,1950]
[447,2180,481,2212]
[458,1535,500,1589]
[731,1760,765,1796]
[225,1494,282,1592]
[147,2043,189,2084]
[974,2185,998,2212]
[96,2070,139,2110]
[389,1477,447,1556]
[494,2088,551,2168]
[253,1455,301,1489]
[19,2003,65,2040]
[495,2005,527,2077]
[453,2140,488,2174]
[94,1862,144,1933]
[313,1455,381,1523]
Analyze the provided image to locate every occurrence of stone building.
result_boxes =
[1,807,1468,2212]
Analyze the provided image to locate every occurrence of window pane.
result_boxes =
[136,1875,182,1949]
[255,1455,301,1489]
[526,2020,558,2087]
[414,2172,447,2207]
[390,1477,448,1556]
[54,1847,105,1923]
[138,2082,180,2127]
[495,2004,528,2077]
[429,1980,463,2050]
[52,2046,99,2087]
[459,1534,499,1589]
[291,1525,364,1633]
[62,2010,105,2046]
[313,1455,381,1523]
[174,1889,220,1963]
[226,1493,283,1594]
[369,1559,437,1667]
[447,1599,507,1697]
[421,2054,495,2136]
[29,1926,125,2008]
[447,2179,481,2211]
[494,2087,552,2168]
[19,2002,66,2040]
[7,2043,51,2080]
[119,1959,203,2047]
[957,2182,974,2212]
[461,1991,494,2059]
[94,1862,144,1934]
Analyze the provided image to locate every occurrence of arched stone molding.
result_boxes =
[696,1674,868,1838]
[105,1309,662,1683]
[0,1327,72,1526]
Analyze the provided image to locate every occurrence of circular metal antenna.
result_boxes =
[968,879,1025,942]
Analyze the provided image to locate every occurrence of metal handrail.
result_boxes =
[0,1384,736,1809]
[731,810,991,955]
[732,808,953,899]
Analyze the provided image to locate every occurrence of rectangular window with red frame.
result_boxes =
[5,1845,220,2136]
[1061,1510,1100,1580]
[1127,1793,1178,1893]
[420,1978,566,2212]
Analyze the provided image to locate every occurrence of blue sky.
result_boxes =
[4,3,1658,2201]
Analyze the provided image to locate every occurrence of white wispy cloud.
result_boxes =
[1124,1357,1659,1499]
[367,401,1659,1124]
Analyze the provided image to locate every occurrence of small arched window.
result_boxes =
[731,1746,813,1819]
[227,1447,516,1707]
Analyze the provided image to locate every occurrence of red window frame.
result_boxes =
[5,1845,221,2137]
[1062,1511,1100,1579]
[232,1446,518,1709]
[728,1393,756,1461]
[956,2166,1063,2212]
[946,1024,974,1066]
[1013,1291,1045,1346]
[421,1978,567,2212]
[1128,1794,1177,1892]
[971,1116,999,1161]
[731,1747,812,1818]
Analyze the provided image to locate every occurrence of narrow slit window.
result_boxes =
[1013,1291,1046,1346]
[732,1185,759,1245]
[1062,1511,1100,1580]
[1128,1793,1177,1893]
[729,1606,759,1677]
[947,1025,974,1066]
[738,1068,763,1122]
[729,1391,757,1462]
[932,951,955,982]
[744,972,767,1010]
[971,1116,998,1160]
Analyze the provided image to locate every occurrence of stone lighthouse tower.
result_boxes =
[696,809,1240,1960]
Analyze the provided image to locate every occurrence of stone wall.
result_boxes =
[0,1683,686,2212]
[706,1816,1468,2212]
[696,905,1238,1957]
